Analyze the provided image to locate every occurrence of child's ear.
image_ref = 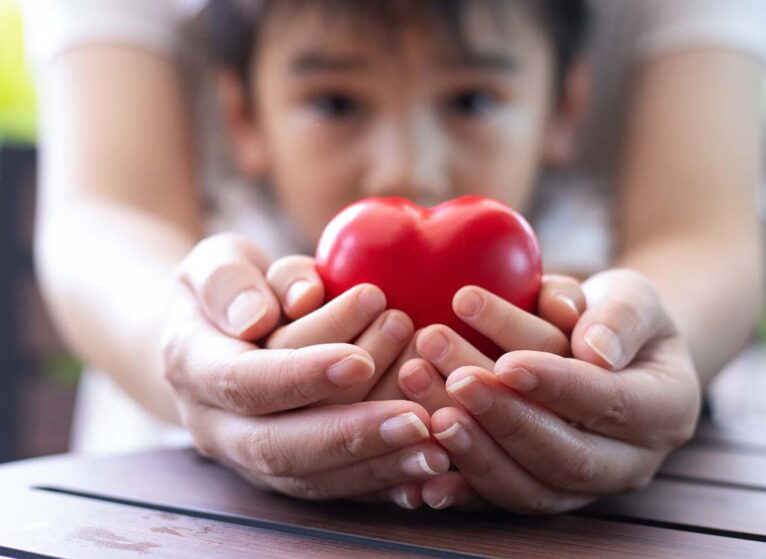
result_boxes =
[543,59,591,167]
[216,69,269,178]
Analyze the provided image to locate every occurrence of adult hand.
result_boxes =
[423,269,701,513]
[162,234,449,502]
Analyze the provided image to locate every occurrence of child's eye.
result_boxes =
[446,90,499,117]
[309,93,361,119]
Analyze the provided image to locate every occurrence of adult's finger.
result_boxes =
[430,406,596,514]
[267,284,386,349]
[263,442,450,501]
[444,366,661,494]
[572,269,675,370]
[537,274,586,335]
[177,232,281,340]
[494,349,700,449]
[189,400,435,478]
[421,472,489,511]
[452,287,571,356]
[165,293,378,413]
[266,255,325,320]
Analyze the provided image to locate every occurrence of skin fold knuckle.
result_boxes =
[248,428,295,477]
[280,349,323,403]
[333,415,368,460]
[494,401,536,443]
[561,445,599,490]
[282,476,329,501]
[589,384,632,432]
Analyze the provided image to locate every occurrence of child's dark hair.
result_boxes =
[208,0,589,91]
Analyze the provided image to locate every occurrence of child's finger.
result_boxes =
[354,481,425,510]
[364,336,420,401]
[537,274,586,335]
[178,232,281,340]
[572,269,675,370]
[320,310,414,405]
[266,283,386,348]
[415,324,494,377]
[493,349,700,449]
[452,286,571,356]
[398,358,454,414]
[430,406,596,514]
[443,366,661,495]
[266,255,325,320]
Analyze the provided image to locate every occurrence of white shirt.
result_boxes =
[22,0,766,453]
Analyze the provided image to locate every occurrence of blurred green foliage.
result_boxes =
[0,0,37,142]
[41,352,82,386]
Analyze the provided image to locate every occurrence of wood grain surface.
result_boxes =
[1,419,765,558]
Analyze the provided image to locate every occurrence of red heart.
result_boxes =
[315,196,542,359]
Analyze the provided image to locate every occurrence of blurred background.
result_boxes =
[1,0,80,462]
[1,0,765,463]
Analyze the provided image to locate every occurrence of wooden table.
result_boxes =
[1,418,765,559]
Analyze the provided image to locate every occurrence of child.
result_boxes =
[29,0,764,512]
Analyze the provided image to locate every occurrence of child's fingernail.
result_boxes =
[227,289,268,334]
[447,375,493,414]
[419,329,449,362]
[433,422,472,454]
[380,412,429,446]
[380,313,411,343]
[496,367,538,392]
[401,364,433,397]
[426,494,453,510]
[326,354,375,387]
[557,294,580,316]
[359,287,386,316]
[285,280,313,308]
[400,450,448,476]
[583,324,622,368]
[454,289,483,319]
[390,487,416,510]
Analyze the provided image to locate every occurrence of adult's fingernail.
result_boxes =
[285,280,313,308]
[447,375,493,414]
[426,494,453,510]
[433,422,472,454]
[418,329,449,362]
[359,287,386,316]
[380,412,429,446]
[583,323,622,368]
[496,367,538,392]
[390,487,416,510]
[326,354,375,387]
[556,294,580,316]
[401,364,432,397]
[400,450,448,476]
[227,289,268,334]
[454,289,483,319]
[380,313,411,343]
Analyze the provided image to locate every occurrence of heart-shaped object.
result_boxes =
[315,195,542,359]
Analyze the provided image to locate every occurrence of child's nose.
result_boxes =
[361,115,452,204]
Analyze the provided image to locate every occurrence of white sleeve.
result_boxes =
[636,0,766,61]
[21,0,207,68]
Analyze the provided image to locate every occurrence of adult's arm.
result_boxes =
[35,45,203,422]
[614,49,764,387]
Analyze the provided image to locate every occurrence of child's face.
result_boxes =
[223,3,583,246]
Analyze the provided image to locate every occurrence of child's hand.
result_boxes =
[365,274,585,409]
[263,255,416,405]
[162,234,448,503]
[420,269,701,513]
